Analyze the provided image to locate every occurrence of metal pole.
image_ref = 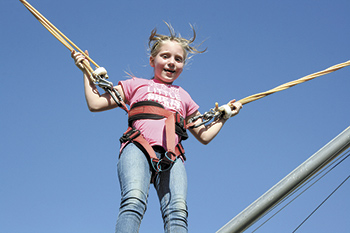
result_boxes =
[217,126,350,233]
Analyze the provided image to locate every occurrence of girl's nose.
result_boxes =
[168,57,175,66]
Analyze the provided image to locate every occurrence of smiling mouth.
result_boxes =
[164,69,175,73]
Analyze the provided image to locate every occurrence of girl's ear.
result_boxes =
[149,56,155,67]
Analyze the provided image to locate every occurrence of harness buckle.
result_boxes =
[175,112,183,128]
[119,128,141,143]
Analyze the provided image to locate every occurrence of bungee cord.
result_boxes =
[20,0,349,124]
[192,59,350,126]
[236,60,350,106]
[20,0,101,81]
[19,0,130,111]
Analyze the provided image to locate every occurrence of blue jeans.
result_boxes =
[115,143,188,233]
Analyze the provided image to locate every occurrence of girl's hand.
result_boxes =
[71,50,89,72]
[226,99,242,118]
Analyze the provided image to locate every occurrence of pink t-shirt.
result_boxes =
[119,77,199,150]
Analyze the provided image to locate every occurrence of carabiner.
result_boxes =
[188,108,217,128]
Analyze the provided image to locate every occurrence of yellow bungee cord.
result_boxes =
[19,0,105,82]
[236,60,350,105]
[20,0,350,118]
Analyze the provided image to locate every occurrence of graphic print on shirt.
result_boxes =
[147,81,181,112]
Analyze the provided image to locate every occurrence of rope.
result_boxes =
[19,0,98,81]
[20,1,350,111]
[236,60,350,106]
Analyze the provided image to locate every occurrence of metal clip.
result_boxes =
[95,78,114,90]
[188,107,224,128]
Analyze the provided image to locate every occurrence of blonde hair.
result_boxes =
[148,22,206,63]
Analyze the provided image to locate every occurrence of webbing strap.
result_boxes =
[128,105,172,118]
[120,126,185,174]
[128,105,177,156]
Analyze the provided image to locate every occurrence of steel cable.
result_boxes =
[292,174,350,232]
[251,150,350,232]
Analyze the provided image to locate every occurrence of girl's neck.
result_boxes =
[153,77,174,85]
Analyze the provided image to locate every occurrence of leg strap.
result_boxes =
[120,127,185,173]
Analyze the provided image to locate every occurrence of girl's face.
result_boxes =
[150,40,185,84]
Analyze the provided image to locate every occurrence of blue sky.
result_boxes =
[1,0,350,232]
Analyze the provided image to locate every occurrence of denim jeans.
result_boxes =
[115,143,188,233]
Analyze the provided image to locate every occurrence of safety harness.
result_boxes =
[72,61,221,174]
[88,69,229,174]
[88,66,197,175]
[119,101,190,173]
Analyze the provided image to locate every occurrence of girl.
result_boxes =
[72,24,242,233]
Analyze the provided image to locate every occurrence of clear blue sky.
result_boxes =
[1,0,350,232]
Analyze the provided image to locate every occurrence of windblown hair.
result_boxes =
[148,22,206,62]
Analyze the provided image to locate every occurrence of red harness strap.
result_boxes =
[129,105,177,158]
[120,101,187,172]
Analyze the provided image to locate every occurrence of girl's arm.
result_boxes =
[72,51,125,112]
[187,100,242,145]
